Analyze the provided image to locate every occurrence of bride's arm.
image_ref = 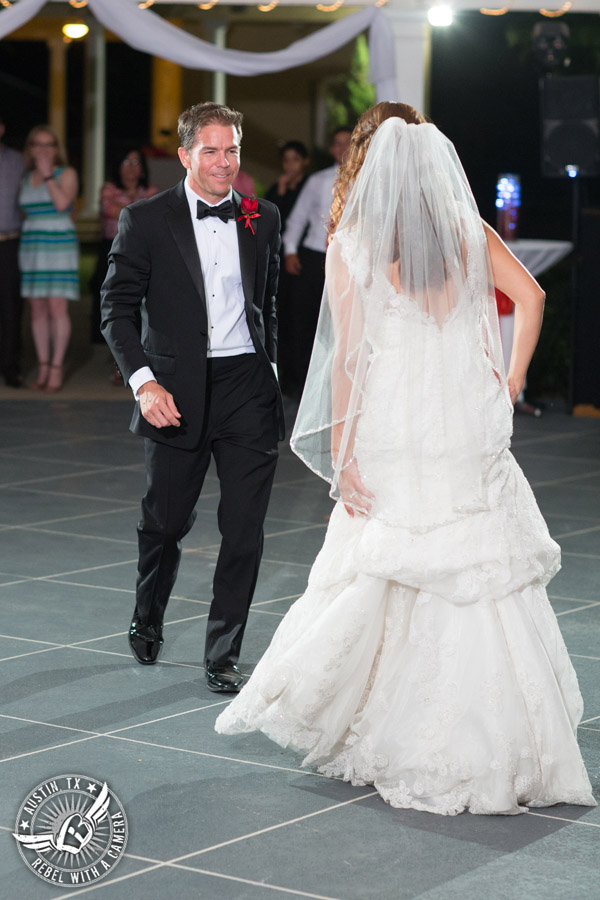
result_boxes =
[483,222,546,403]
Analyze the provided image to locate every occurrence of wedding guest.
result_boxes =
[265,141,309,227]
[265,140,309,396]
[0,115,24,387]
[19,125,78,393]
[282,128,351,396]
[90,148,158,344]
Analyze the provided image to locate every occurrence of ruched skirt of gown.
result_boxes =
[216,317,595,816]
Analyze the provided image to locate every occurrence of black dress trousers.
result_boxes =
[290,246,326,395]
[0,238,22,379]
[135,353,279,668]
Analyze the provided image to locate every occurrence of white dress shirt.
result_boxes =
[282,165,338,256]
[129,178,254,397]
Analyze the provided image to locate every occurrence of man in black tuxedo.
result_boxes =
[101,103,283,692]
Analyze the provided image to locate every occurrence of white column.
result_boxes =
[82,19,106,216]
[380,7,430,115]
[47,38,67,149]
[211,22,228,105]
[314,80,328,149]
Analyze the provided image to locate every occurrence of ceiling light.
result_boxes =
[428,5,453,26]
[62,23,89,40]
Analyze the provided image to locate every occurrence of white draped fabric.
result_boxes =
[0,0,397,100]
[0,0,46,33]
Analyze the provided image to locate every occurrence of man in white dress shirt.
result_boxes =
[0,116,25,387]
[282,128,352,395]
[101,103,283,691]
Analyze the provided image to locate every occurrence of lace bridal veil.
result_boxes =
[291,116,514,531]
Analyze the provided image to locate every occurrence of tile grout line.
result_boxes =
[556,601,600,617]
[530,468,600,489]
[0,712,337,781]
[0,464,141,490]
[580,713,600,724]
[2,521,326,549]
[7,505,140,529]
[0,485,140,505]
[511,428,600,448]
[49,863,165,900]
[549,594,600,604]
[0,632,64,646]
[1,734,100,762]
[0,646,66,663]
[95,732,334,779]
[527,811,600,828]
[562,551,600,561]
[163,863,345,900]
[0,834,351,900]
[10,525,138,546]
[162,791,381,866]
[552,524,600,540]
[50,859,344,900]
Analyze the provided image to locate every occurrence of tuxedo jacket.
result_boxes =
[101,181,284,449]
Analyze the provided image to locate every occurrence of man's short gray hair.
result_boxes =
[178,103,243,152]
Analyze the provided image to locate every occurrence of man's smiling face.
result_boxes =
[178,123,241,203]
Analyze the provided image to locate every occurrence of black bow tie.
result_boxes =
[196,199,235,224]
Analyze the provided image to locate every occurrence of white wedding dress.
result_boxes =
[216,118,595,816]
[216,285,595,816]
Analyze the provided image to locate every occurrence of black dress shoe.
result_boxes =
[205,663,244,693]
[128,616,163,665]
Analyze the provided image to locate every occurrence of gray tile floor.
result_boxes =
[0,398,598,900]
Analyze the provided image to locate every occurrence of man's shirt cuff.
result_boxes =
[129,366,156,399]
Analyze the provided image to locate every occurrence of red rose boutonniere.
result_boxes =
[238,196,261,235]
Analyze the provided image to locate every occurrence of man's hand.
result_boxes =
[138,381,181,428]
[338,458,374,518]
[285,253,302,276]
[277,173,292,195]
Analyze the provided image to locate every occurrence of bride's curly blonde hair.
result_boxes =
[328,101,427,238]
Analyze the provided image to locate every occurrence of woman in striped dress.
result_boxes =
[19,125,79,392]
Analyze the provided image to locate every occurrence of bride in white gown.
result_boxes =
[216,102,595,816]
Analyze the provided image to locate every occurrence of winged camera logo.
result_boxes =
[13,775,128,887]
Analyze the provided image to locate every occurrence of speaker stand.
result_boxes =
[568,176,581,414]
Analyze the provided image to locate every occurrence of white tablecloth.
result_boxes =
[507,239,573,278]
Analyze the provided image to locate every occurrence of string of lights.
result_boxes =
[0,0,573,14]
[0,0,579,15]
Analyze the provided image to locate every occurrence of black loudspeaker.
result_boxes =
[541,75,600,177]
[573,209,600,408]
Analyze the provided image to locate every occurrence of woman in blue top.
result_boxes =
[19,125,79,392]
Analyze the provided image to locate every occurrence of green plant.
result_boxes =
[326,35,376,134]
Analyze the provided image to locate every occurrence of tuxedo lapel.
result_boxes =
[234,191,256,310]
[166,181,208,320]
